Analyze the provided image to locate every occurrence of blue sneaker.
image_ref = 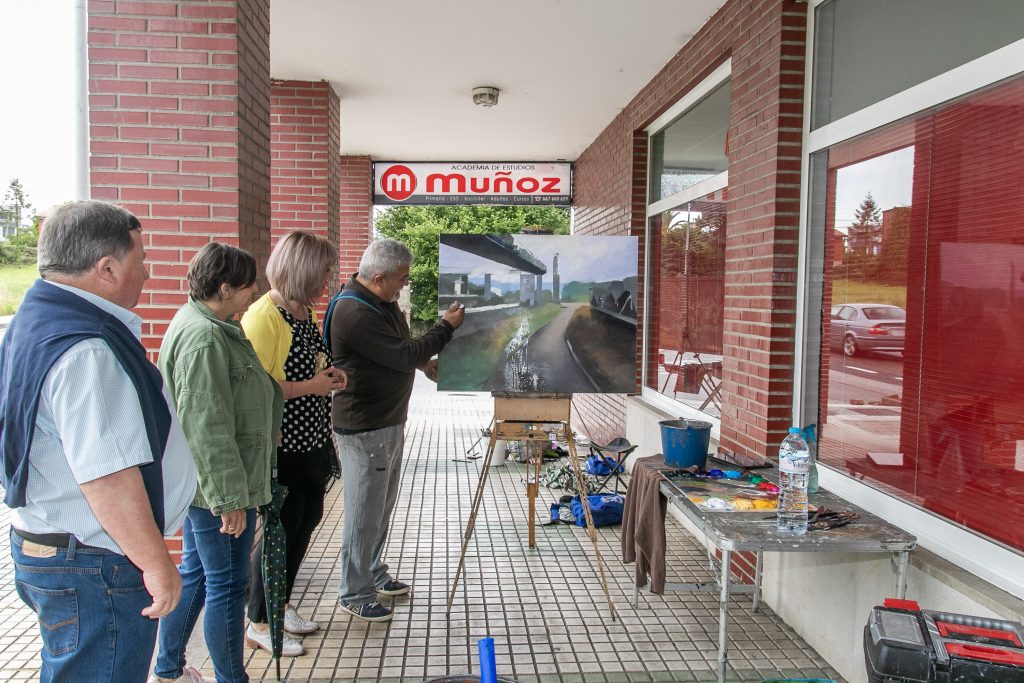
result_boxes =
[341,600,393,622]
[378,579,411,596]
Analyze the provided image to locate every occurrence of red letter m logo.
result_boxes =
[380,165,417,201]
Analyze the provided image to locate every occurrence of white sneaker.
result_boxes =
[284,605,320,634]
[245,623,305,657]
[148,665,215,683]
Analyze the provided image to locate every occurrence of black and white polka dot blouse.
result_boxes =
[276,306,332,454]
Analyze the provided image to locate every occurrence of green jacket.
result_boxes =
[159,298,283,514]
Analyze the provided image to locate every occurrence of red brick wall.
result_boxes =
[87,0,272,355]
[236,0,272,273]
[270,79,341,304]
[339,155,373,277]
[270,80,339,244]
[88,0,271,561]
[572,0,808,459]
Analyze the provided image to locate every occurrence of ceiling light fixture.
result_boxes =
[472,86,500,107]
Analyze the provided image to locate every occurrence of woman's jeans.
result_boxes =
[247,443,329,623]
[154,506,255,683]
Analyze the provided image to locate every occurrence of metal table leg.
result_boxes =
[895,551,909,599]
[752,550,762,613]
[717,548,731,683]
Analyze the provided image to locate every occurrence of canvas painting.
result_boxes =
[437,234,638,393]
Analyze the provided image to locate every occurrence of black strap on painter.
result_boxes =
[321,290,383,356]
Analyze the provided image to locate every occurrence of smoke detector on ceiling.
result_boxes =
[472,86,500,107]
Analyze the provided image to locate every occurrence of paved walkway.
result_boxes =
[0,376,843,682]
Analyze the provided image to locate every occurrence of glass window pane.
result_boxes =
[806,75,1024,552]
[645,189,727,416]
[812,0,1024,128]
[648,81,730,202]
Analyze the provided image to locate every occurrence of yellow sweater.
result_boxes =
[240,292,320,382]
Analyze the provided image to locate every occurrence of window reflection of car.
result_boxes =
[829,303,905,357]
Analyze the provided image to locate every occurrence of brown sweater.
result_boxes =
[621,455,675,593]
[329,276,453,430]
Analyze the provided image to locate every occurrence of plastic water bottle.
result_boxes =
[777,427,810,534]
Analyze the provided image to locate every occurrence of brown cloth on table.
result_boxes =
[621,454,675,593]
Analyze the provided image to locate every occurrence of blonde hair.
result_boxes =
[266,232,338,306]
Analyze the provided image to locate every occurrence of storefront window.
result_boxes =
[811,0,1024,129]
[648,81,730,203]
[645,190,726,416]
[809,75,1024,551]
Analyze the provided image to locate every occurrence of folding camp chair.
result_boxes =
[588,437,638,493]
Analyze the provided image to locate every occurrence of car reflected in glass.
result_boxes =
[829,303,905,357]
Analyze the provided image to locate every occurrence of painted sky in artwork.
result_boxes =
[439,234,637,290]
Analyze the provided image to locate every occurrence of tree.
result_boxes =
[373,205,570,327]
[1,179,34,239]
[663,207,725,276]
[846,192,882,255]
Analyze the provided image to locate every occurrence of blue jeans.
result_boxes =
[154,506,255,683]
[11,530,157,683]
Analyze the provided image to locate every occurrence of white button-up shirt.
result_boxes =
[11,283,197,553]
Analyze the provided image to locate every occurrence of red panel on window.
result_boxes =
[817,76,1024,552]
[645,191,727,415]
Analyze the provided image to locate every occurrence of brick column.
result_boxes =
[338,155,373,277]
[270,80,340,246]
[87,0,271,353]
[270,80,340,305]
[716,3,807,458]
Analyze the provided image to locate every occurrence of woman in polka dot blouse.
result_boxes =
[240,232,347,655]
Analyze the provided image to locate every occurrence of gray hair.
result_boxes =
[358,238,412,279]
[38,200,140,277]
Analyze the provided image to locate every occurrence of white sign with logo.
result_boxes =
[373,162,572,205]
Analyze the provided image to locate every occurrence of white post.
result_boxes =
[73,0,89,200]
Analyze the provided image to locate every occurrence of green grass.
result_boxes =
[439,303,563,389]
[0,264,39,315]
[831,278,906,308]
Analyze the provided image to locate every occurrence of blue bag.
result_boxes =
[570,493,625,528]
[585,453,622,476]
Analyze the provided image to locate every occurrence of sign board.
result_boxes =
[373,162,571,206]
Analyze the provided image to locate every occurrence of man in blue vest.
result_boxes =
[0,200,198,683]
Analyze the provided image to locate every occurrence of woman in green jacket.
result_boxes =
[151,243,282,683]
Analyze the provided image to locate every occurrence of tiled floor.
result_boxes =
[0,378,844,682]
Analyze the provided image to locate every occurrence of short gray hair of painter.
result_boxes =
[357,238,412,279]
[37,200,140,278]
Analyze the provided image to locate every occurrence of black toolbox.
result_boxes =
[864,599,1024,682]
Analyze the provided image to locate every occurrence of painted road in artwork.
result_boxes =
[437,234,638,394]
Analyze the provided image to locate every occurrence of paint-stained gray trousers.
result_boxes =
[335,424,404,606]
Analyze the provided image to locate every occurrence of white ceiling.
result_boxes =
[270,1,726,162]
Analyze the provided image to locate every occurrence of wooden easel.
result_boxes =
[446,393,617,620]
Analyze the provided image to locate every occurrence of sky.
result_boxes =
[0,1,77,214]
[833,146,914,229]
[439,235,638,290]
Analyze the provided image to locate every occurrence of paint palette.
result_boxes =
[666,476,778,512]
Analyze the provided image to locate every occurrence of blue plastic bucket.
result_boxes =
[660,419,712,468]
